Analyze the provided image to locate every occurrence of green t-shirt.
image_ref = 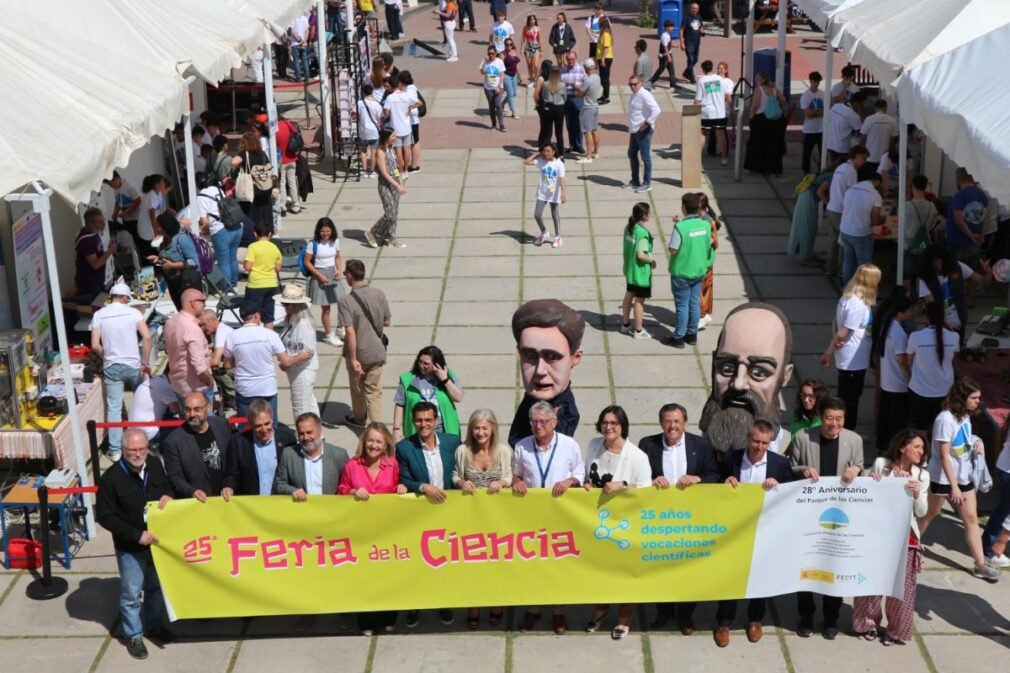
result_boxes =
[623,222,653,288]
[667,216,712,279]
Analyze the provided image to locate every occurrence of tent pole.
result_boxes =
[896,122,908,282]
[775,0,787,93]
[735,0,755,181]
[816,43,834,234]
[318,0,333,159]
[264,42,279,177]
[182,112,199,232]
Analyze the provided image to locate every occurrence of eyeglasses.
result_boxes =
[600,420,621,427]
[800,393,816,399]
[531,418,555,426]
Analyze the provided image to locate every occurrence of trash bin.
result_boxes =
[753,48,791,100]
[658,0,684,39]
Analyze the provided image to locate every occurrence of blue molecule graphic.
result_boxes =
[594,509,631,550]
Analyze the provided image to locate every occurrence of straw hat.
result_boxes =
[273,284,311,305]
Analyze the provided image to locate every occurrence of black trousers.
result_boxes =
[877,389,909,451]
[797,592,842,627]
[836,368,866,431]
[458,0,476,30]
[538,103,565,156]
[651,54,676,87]
[909,390,944,435]
[802,132,822,174]
[274,43,290,79]
[716,598,767,626]
[599,58,613,100]
[657,601,700,626]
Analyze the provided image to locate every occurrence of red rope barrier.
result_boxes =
[94,417,247,429]
[48,486,99,496]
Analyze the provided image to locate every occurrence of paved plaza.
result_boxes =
[1,3,1007,671]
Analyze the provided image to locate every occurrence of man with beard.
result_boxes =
[508,299,585,446]
[699,302,794,458]
[273,412,349,500]
[162,392,233,500]
[639,402,719,633]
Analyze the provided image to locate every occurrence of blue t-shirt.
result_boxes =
[946,185,989,248]
[681,14,703,46]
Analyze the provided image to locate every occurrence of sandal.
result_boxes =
[861,628,878,641]
[488,609,503,627]
[611,624,630,640]
[467,608,480,630]
[881,632,903,646]
[585,612,607,633]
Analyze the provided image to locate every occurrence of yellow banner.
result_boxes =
[149,487,766,619]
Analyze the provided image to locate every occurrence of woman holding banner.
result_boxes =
[582,405,652,639]
[338,423,407,635]
[453,409,513,629]
[853,429,930,645]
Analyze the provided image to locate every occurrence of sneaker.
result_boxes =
[697,314,713,330]
[323,333,343,347]
[533,233,545,247]
[498,126,506,133]
[720,157,729,166]
[365,231,379,248]
[446,56,458,62]
[623,181,641,190]
[126,636,148,660]
[405,610,420,628]
[552,236,563,248]
[823,626,839,640]
[343,414,365,427]
[663,336,686,349]
[408,166,421,174]
[361,628,374,637]
[439,609,455,625]
[684,333,697,345]
[619,322,632,335]
[335,327,346,340]
[990,553,1010,568]
[106,448,122,462]
[388,239,407,248]
[632,328,653,340]
[526,81,535,89]
[576,157,593,164]
[635,183,653,193]
[973,563,1001,581]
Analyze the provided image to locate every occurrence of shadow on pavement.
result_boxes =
[490,229,533,244]
[916,584,1010,649]
[65,576,120,635]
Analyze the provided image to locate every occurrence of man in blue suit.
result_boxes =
[396,401,460,627]
[713,420,796,647]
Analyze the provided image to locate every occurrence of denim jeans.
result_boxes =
[236,393,278,427]
[503,73,518,116]
[210,226,242,287]
[628,125,655,186]
[671,275,703,339]
[104,364,143,453]
[564,96,584,151]
[840,232,874,286]
[116,549,164,639]
[291,44,311,81]
[983,469,1010,557]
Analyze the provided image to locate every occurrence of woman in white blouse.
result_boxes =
[853,428,929,645]
[583,405,651,640]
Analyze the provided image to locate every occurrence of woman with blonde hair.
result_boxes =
[452,408,513,629]
[231,129,274,227]
[535,63,567,156]
[821,263,880,430]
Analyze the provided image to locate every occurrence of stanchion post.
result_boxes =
[25,486,69,600]
[231,84,238,133]
[87,420,101,486]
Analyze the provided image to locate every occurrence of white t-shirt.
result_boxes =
[695,74,727,120]
[114,180,141,221]
[406,84,421,126]
[860,112,897,163]
[930,410,974,486]
[198,186,226,235]
[827,161,858,214]
[281,319,318,374]
[660,31,673,52]
[586,16,602,42]
[879,321,909,393]
[826,103,862,153]
[905,327,958,398]
[223,324,286,397]
[383,90,416,137]
[996,434,1010,474]
[799,88,825,134]
[831,81,860,102]
[840,181,883,237]
[481,57,505,90]
[213,322,234,351]
[491,21,514,53]
[129,375,177,441]
[137,189,163,241]
[306,239,338,269]
[534,157,565,204]
[357,98,384,141]
[92,302,144,368]
[833,295,871,371]
[917,261,975,328]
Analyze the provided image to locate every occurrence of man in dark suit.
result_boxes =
[396,401,460,627]
[273,412,350,500]
[222,398,297,497]
[639,402,720,633]
[786,397,863,640]
[162,392,234,501]
[713,420,796,647]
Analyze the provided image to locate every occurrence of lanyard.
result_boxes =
[118,458,149,497]
[533,433,560,487]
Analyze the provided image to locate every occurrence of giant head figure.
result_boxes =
[699,302,794,454]
[512,299,585,401]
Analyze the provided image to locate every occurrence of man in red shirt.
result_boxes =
[275,116,302,214]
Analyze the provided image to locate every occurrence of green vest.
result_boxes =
[668,216,712,279]
[623,223,653,288]
[400,370,460,437]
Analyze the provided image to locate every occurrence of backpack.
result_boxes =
[416,91,427,118]
[764,88,783,120]
[198,190,244,231]
[181,229,214,275]
[297,240,318,277]
[285,119,305,155]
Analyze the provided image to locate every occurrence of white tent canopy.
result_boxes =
[800,0,866,31]
[830,0,1010,94]
[896,22,1010,197]
[238,0,317,39]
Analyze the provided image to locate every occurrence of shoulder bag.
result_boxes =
[235,152,254,203]
[350,289,388,350]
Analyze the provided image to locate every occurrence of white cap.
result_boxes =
[110,283,132,298]
[583,58,597,70]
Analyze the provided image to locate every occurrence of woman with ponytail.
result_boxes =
[871,287,917,450]
[906,299,959,432]
[620,202,657,339]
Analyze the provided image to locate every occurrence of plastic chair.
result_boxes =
[205,263,243,323]
[272,237,309,282]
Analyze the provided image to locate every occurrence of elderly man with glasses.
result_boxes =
[626,75,661,193]
[164,288,215,408]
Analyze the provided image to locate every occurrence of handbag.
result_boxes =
[247,152,275,191]
[350,290,388,350]
[763,88,783,120]
[971,444,993,494]
[235,157,254,203]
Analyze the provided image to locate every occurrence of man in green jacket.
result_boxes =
[664,192,713,348]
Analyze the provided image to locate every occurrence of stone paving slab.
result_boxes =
[0,575,117,637]
[923,634,1010,672]
[0,637,105,673]
[234,635,370,673]
[372,635,505,673]
[649,631,788,671]
[95,636,236,673]
[512,632,646,673]
[786,631,932,673]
